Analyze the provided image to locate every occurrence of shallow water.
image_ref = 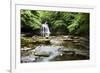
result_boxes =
[21,36,89,63]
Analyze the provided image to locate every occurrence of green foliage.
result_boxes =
[53,20,65,29]
[67,13,89,36]
[21,10,41,30]
[75,13,89,36]
[67,13,82,33]
[21,9,89,36]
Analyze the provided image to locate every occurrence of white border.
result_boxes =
[11,4,96,73]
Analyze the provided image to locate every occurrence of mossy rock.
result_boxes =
[21,50,32,57]
[34,52,50,57]
[36,38,50,44]
[21,37,36,48]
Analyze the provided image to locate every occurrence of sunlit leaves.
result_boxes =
[21,9,41,30]
[21,9,89,36]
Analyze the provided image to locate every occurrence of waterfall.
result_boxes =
[41,21,50,38]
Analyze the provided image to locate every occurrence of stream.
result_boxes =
[21,36,89,63]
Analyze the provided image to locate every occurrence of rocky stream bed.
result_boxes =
[21,35,89,63]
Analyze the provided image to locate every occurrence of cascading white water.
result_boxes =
[41,21,50,38]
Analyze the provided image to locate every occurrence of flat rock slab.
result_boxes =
[21,45,89,62]
[21,47,32,51]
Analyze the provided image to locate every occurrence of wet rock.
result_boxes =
[21,47,31,51]
[34,52,50,57]
[63,38,73,41]
[79,37,89,42]
[61,49,76,56]
[74,36,79,39]
[21,55,38,63]
[73,40,79,43]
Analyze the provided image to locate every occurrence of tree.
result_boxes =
[21,9,89,37]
